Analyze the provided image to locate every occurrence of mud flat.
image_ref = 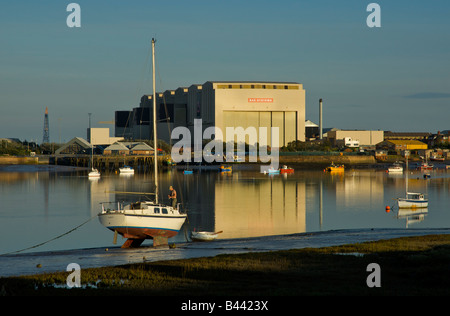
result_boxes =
[1,228,450,297]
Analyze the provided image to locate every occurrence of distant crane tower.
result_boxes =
[43,107,49,143]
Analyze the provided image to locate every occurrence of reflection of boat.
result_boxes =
[119,165,134,174]
[183,170,193,175]
[98,39,187,248]
[280,165,294,174]
[220,165,232,172]
[397,208,428,227]
[388,162,403,173]
[325,162,344,172]
[191,230,223,242]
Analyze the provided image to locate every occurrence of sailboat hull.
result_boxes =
[98,212,187,239]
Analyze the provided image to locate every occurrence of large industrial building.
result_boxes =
[115,81,306,148]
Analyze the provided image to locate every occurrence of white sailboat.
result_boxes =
[88,128,100,178]
[397,154,428,209]
[88,168,100,178]
[98,39,187,248]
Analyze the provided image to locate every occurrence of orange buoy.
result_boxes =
[385,206,391,213]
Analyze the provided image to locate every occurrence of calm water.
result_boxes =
[0,163,449,256]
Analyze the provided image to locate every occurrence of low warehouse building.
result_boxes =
[327,130,384,148]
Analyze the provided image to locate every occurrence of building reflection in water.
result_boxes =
[335,170,384,210]
[99,170,307,240]
[213,174,306,239]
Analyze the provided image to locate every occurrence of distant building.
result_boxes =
[377,139,428,153]
[129,142,154,155]
[327,130,384,148]
[384,131,431,141]
[55,137,92,155]
[115,81,306,147]
[103,142,130,155]
[88,128,123,146]
[115,111,133,139]
[305,120,319,140]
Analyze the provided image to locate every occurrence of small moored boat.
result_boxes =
[388,162,403,173]
[280,165,294,174]
[417,161,433,171]
[325,162,344,172]
[264,167,280,174]
[88,168,100,178]
[396,155,428,209]
[397,192,428,208]
[191,230,223,242]
[220,165,232,172]
[119,165,134,174]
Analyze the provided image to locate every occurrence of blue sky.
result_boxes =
[1,0,449,143]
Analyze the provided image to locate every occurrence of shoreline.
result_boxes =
[2,229,450,296]
[1,154,447,171]
[1,227,449,277]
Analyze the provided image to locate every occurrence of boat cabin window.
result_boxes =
[154,207,160,214]
[162,208,168,214]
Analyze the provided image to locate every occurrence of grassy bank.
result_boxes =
[2,234,450,296]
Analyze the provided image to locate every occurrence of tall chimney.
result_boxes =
[319,98,323,140]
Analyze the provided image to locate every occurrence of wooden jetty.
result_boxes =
[49,154,169,173]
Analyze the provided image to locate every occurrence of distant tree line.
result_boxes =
[0,140,61,156]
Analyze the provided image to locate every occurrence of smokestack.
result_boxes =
[319,98,323,140]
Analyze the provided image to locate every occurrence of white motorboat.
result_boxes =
[388,162,403,173]
[119,165,134,174]
[397,155,428,209]
[98,38,187,248]
[397,192,428,208]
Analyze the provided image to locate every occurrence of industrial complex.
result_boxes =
[4,81,448,163]
[115,81,306,148]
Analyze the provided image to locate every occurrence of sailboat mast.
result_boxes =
[405,152,409,197]
[152,38,159,204]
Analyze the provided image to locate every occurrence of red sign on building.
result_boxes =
[248,98,273,103]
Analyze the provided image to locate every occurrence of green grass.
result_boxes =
[2,234,450,296]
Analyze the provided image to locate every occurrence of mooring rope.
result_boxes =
[0,215,98,256]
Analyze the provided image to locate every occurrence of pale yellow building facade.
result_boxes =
[327,130,384,147]
[120,81,306,147]
[190,81,306,147]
